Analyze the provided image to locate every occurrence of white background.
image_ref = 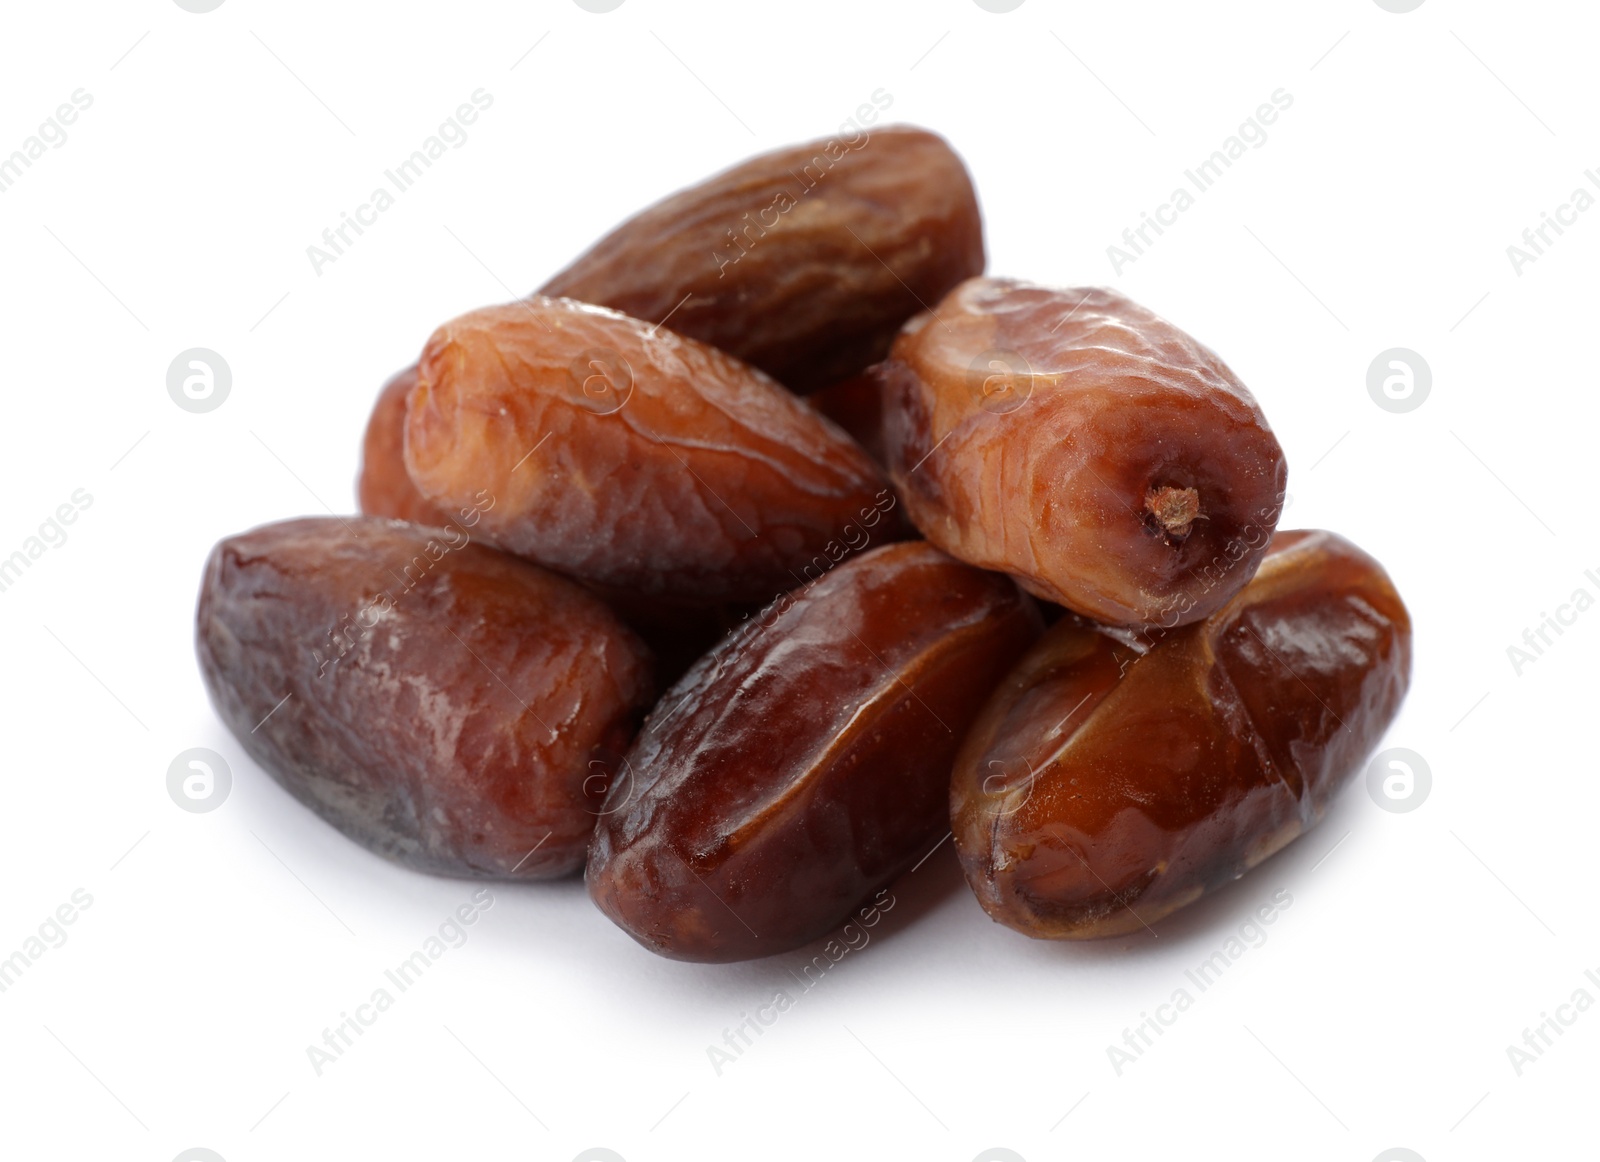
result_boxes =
[0,1,1594,1159]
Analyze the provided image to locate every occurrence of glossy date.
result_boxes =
[587,542,1043,962]
[950,530,1411,939]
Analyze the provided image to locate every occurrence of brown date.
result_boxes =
[357,365,449,526]
[404,296,893,602]
[196,517,655,879]
[880,279,1288,627]
[587,542,1043,962]
[539,126,984,393]
[950,529,1411,939]
[360,365,741,676]
[358,365,741,683]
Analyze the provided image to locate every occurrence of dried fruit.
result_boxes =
[196,517,655,879]
[540,126,984,392]
[357,366,449,526]
[405,297,895,602]
[879,279,1288,627]
[360,365,744,682]
[362,368,742,676]
[587,542,1043,962]
[951,529,1411,939]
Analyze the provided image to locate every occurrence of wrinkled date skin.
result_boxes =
[539,126,984,393]
[588,542,1043,962]
[880,279,1288,627]
[951,530,1411,939]
[357,365,450,526]
[196,517,655,879]
[357,368,741,680]
[405,297,894,602]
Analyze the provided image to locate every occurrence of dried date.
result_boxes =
[540,126,984,392]
[357,365,449,526]
[404,296,893,602]
[587,542,1043,962]
[880,279,1288,627]
[196,517,655,879]
[360,365,747,682]
[950,530,1411,939]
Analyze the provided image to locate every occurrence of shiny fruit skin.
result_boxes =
[588,542,1043,961]
[951,530,1411,939]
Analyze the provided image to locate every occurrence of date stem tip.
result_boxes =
[1145,485,1201,540]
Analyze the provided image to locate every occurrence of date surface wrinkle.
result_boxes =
[882,279,1288,628]
[196,517,655,879]
[405,298,891,602]
[539,126,984,393]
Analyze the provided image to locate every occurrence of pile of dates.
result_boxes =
[197,126,1412,962]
